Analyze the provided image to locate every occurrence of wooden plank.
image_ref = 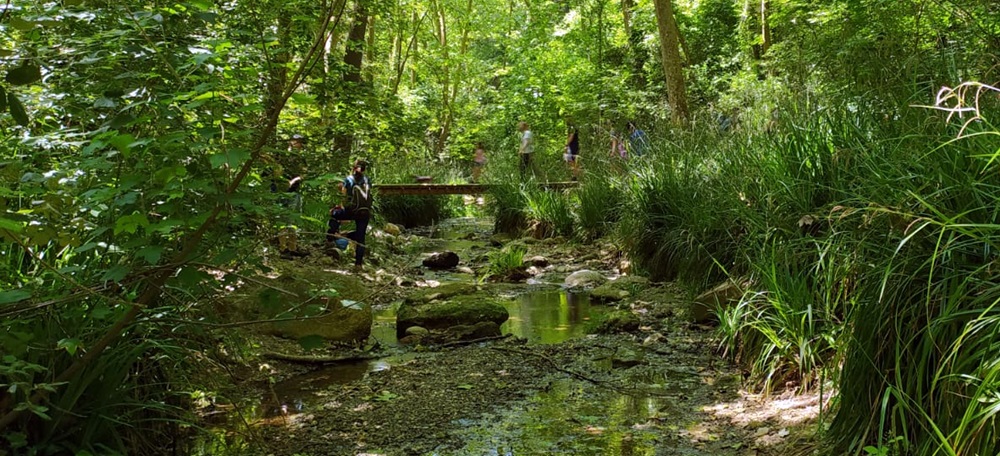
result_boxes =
[375,182,578,196]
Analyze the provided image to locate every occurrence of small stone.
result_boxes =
[456,266,475,274]
[384,223,402,236]
[405,326,430,336]
[423,251,460,269]
[642,332,665,346]
[527,255,549,267]
[395,276,415,287]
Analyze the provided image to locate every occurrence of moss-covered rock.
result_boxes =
[267,299,373,342]
[564,269,607,289]
[403,282,479,305]
[397,294,509,337]
[590,275,651,303]
[594,310,641,334]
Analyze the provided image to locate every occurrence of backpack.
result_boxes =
[346,175,372,214]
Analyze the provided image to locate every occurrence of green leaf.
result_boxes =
[208,149,250,169]
[175,267,212,288]
[456,384,474,390]
[8,93,28,126]
[4,432,27,449]
[0,215,23,232]
[136,245,164,264]
[372,391,399,402]
[57,338,82,356]
[5,64,42,86]
[187,0,214,10]
[100,265,129,283]
[114,213,149,235]
[9,18,36,32]
[297,335,326,352]
[0,289,31,305]
[109,134,136,154]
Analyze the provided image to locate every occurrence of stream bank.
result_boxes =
[193,218,823,455]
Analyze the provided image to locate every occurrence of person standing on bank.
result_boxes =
[627,121,649,158]
[563,124,581,181]
[472,142,487,183]
[517,121,534,176]
[327,159,373,269]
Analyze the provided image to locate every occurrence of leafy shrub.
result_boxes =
[484,245,527,279]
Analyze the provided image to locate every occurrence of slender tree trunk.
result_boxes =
[365,15,376,82]
[430,0,452,156]
[652,0,689,124]
[760,0,771,55]
[621,0,632,37]
[391,11,425,95]
[264,14,292,142]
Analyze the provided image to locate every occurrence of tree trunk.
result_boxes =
[365,15,376,82]
[336,1,369,153]
[652,0,689,124]
[264,14,292,143]
[343,1,369,85]
[760,0,771,55]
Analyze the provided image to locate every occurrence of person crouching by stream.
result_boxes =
[327,159,373,269]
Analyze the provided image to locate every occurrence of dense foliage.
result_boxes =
[1,0,999,454]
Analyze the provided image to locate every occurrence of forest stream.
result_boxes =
[190,218,825,456]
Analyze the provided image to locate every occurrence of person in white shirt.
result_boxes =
[517,121,534,176]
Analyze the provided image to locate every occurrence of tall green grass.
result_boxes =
[611,90,1000,454]
[372,160,467,227]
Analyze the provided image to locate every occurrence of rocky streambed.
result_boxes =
[192,218,822,456]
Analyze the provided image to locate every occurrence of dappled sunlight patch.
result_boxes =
[705,388,834,429]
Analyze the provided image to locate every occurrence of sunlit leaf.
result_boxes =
[57,338,83,356]
[0,216,23,233]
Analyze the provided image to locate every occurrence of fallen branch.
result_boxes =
[431,333,511,349]
[262,352,381,364]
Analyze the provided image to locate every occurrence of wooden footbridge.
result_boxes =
[375,182,578,196]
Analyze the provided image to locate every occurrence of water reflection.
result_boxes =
[454,379,662,455]
[501,291,607,344]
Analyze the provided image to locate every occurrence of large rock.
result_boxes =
[447,321,502,341]
[267,299,373,342]
[564,269,608,289]
[397,294,509,337]
[404,282,478,304]
[595,310,641,334]
[423,251,460,269]
[590,275,650,303]
[691,279,746,323]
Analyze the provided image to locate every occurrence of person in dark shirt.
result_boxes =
[563,124,581,181]
[327,159,372,269]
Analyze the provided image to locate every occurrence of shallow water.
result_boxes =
[503,290,607,344]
